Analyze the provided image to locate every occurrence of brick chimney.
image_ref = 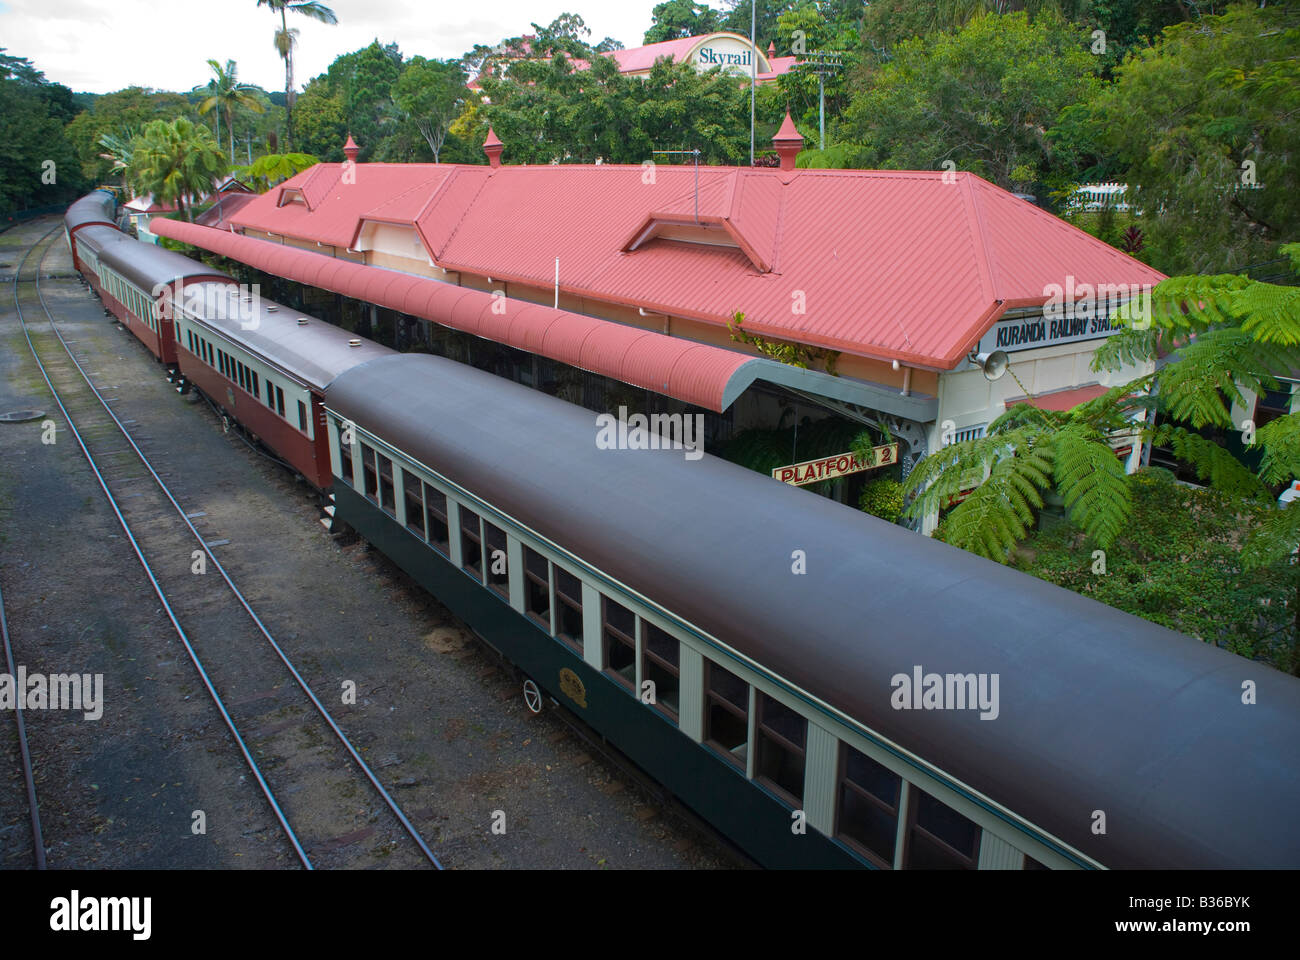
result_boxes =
[483,127,504,169]
[343,134,359,163]
[772,111,803,172]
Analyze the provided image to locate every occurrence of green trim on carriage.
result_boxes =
[333,481,868,870]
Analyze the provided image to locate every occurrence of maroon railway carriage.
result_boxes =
[63,190,118,276]
[69,224,133,294]
[94,240,233,366]
[171,282,394,489]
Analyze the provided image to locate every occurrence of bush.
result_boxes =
[859,476,905,524]
[1012,468,1296,672]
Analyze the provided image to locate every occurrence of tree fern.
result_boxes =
[1149,424,1270,500]
[1256,412,1300,486]
[1053,422,1131,548]
[938,438,1054,561]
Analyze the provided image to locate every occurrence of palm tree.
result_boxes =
[256,1,338,151]
[128,117,228,222]
[97,129,138,193]
[196,59,266,163]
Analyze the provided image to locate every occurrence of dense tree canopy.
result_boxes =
[839,11,1101,191]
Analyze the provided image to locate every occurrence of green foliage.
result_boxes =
[1014,468,1296,671]
[479,52,752,165]
[859,476,905,524]
[195,59,267,163]
[839,11,1102,191]
[391,57,468,163]
[644,0,719,44]
[0,60,84,212]
[234,152,318,190]
[1059,3,1300,274]
[727,311,839,374]
[128,117,228,221]
[64,86,196,183]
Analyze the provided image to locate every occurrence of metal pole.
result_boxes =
[750,0,757,166]
[819,74,826,152]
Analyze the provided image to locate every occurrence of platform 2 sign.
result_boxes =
[772,444,897,486]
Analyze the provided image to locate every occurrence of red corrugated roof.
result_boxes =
[151,219,767,412]
[225,160,1166,370]
[1008,383,1111,411]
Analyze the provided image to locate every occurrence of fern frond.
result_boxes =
[1241,500,1300,571]
[1071,374,1157,434]
[1156,328,1290,429]
[940,441,1054,562]
[903,427,1038,520]
[1149,424,1270,500]
[1091,325,1161,372]
[1255,412,1300,486]
[1053,424,1131,548]
[1236,282,1300,345]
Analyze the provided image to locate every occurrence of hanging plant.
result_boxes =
[727,311,840,376]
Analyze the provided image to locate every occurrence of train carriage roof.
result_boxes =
[97,236,232,292]
[325,352,1300,869]
[64,190,117,233]
[182,283,395,391]
[73,224,133,256]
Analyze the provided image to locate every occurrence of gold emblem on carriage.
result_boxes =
[558,668,587,708]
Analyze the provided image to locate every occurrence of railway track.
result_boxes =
[9,222,442,869]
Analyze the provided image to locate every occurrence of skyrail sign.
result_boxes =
[773,444,897,486]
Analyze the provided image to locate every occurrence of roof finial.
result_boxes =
[483,127,504,169]
[772,110,804,173]
[767,40,776,59]
[343,133,359,163]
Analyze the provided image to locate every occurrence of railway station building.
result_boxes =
[153,128,1163,531]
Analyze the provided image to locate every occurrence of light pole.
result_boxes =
[749,0,757,166]
[800,51,844,152]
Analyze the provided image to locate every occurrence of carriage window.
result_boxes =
[642,623,679,722]
[602,598,636,691]
[376,453,395,516]
[403,471,424,536]
[554,567,583,653]
[705,662,749,769]
[251,371,259,398]
[298,400,308,433]
[483,521,509,598]
[424,485,450,555]
[756,693,806,806]
[264,379,273,406]
[360,444,378,504]
[524,547,550,630]
[338,426,354,486]
[276,386,286,417]
[460,506,482,579]
[905,789,981,870]
[837,744,901,867]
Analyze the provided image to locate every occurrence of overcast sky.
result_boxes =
[0,0,708,94]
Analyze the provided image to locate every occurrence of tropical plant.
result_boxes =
[195,59,266,162]
[128,117,228,221]
[256,0,338,151]
[859,475,905,523]
[903,248,1300,671]
[234,151,318,190]
[96,129,138,192]
[391,57,467,163]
